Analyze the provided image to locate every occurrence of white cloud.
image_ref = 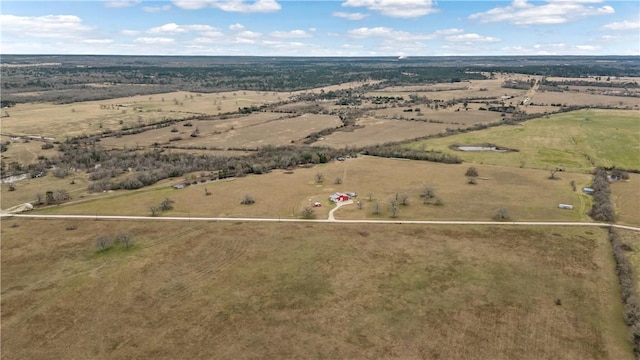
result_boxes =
[171,0,209,10]
[134,37,176,45]
[270,29,313,38]
[445,33,500,43]
[229,23,245,31]
[0,14,93,39]
[148,23,187,34]
[148,23,219,34]
[121,29,141,36]
[575,44,597,50]
[342,0,437,18]
[238,30,262,38]
[143,4,171,13]
[469,0,614,25]
[234,37,256,44]
[172,0,281,13]
[83,39,114,44]
[200,30,224,38]
[602,20,640,30]
[104,0,141,8]
[433,28,464,36]
[333,11,369,20]
[347,27,479,42]
[501,42,603,55]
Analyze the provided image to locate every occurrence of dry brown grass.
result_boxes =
[0,136,59,168]
[34,156,593,223]
[100,113,342,150]
[533,91,640,108]
[0,90,286,140]
[1,172,92,210]
[611,174,640,226]
[0,220,631,359]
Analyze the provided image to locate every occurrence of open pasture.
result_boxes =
[0,220,631,359]
[319,117,452,148]
[372,74,537,102]
[99,113,342,150]
[369,103,502,126]
[611,174,640,226]
[0,90,286,140]
[0,136,59,169]
[35,156,593,223]
[532,91,640,109]
[406,109,640,173]
[1,172,92,210]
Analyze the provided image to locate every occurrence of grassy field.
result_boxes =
[0,91,286,140]
[29,156,594,223]
[406,109,640,173]
[618,230,640,290]
[611,174,640,226]
[1,219,631,359]
[100,113,343,150]
[533,92,640,109]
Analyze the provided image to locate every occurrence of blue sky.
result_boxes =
[1,0,639,56]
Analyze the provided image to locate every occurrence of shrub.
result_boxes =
[465,166,479,177]
[116,232,133,249]
[301,207,315,219]
[95,235,113,251]
[493,208,510,221]
[240,194,255,205]
[160,198,175,211]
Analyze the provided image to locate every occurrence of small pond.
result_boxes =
[452,144,518,153]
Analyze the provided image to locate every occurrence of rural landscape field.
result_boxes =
[1,55,639,359]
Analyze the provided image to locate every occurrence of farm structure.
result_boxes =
[330,192,356,203]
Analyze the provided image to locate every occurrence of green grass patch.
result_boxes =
[407,109,640,172]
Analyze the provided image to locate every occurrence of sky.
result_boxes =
[1,0,639,56]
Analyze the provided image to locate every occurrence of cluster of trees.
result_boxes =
[95,232,134,252]
[609,229,640,355]
[362,144,462,164]
[48,144,353,191]
[588,167,615,222]
[149,198,174,216]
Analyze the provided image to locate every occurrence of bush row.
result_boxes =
[609,229,640,356]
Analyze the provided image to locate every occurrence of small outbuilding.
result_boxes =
[558,204,574,210]
[582,187,594,195]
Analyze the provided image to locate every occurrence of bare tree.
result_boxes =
[95,235,113,251]
[334,177,342,185]
[240,194,255,205]
[370,201,382,215]
[465,166,479,177]
[493,208,510,221]
[398,193,409,206]
[149,206,159,217]
[301,207,315,219]
[116,232,133,249]
[389,200,399,218]
[315,172,324,183]
[160,198,174,211]
[204,188,211,196]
